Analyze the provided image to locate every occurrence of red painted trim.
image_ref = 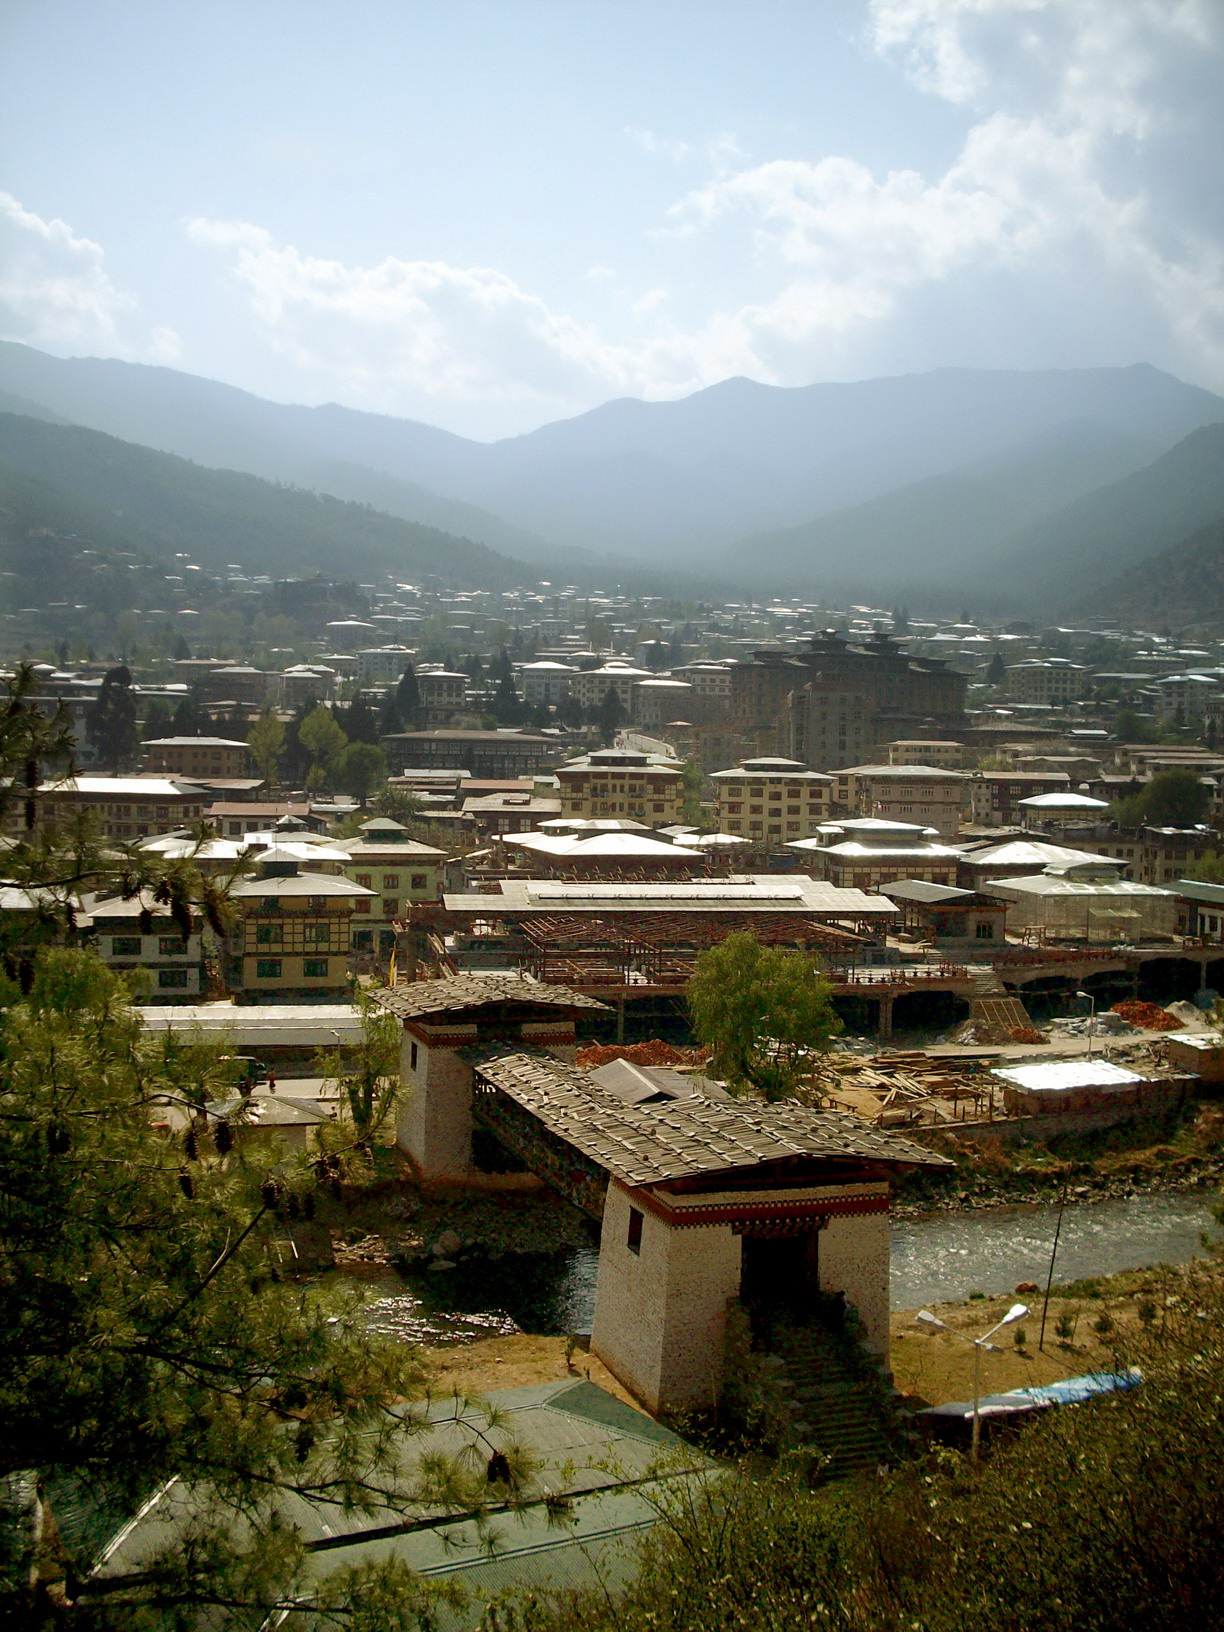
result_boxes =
[630,1187,888,1229]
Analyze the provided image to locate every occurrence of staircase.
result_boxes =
[765,1319,897,1480]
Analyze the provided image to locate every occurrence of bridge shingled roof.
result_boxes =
[471,1049,952,1187]
[373,975,608,1020]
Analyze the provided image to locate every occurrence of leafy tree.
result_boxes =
[1110,767,1211,829]
[1113,707,1159,744]
[298,705,348,793]
[378,686,405,737]
[341,692,381,746]
[680,759,703,826]
[0,952,519,1622]
[247,709,286,789]
[373,783,423,827]
[314,989,401,1152]
[595,686,626,746]
[86,665,139,772]
[1191,850,1224,884]
[394,664,422,732]
[336,741,389,808]
[687,932,842,1101]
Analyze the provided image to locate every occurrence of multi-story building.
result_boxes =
[708,757,832,843]
[381,730,559,779]
[226,857,372,1003]
[791,819,963,891]
[833,764,967,837]
[671,661,735,705]
[342,818,447,956]
[355,646,415,684]
[568,662,654,712]
[968,771,1072,828]
[1002,661,1087,705]
[37,777,207,842]
[632,678,694,729]
[416,669,469,722]
[554,747,684,824]
[144,736,253,780]
[514,661,573,706]
[85,892,205,1002]
[729,630,966,768]
[885,740,962,769]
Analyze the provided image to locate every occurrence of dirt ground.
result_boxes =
[415,1261,1222,1415]
[419,1332,640,1408]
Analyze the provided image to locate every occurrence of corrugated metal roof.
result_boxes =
[474,1049,952,1184]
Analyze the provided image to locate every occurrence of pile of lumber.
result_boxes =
[821,1050,995,1128]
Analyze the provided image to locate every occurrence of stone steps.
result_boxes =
[769,1323,893,1478]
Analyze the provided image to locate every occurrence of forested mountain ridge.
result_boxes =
[0,413,532,591]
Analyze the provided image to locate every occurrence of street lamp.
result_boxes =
[915,1302,1029,1463]
[1075,988,1096,1058]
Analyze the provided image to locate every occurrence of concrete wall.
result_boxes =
[592,1180,740,1415]
[819,1210,890,1354]
[395,1024,478,1179]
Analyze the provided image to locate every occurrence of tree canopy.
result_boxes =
[686,932,842,1101]
[1110,766,1211,829]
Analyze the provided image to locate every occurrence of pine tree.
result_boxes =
[395,664,421,731]
[86,665,139,773]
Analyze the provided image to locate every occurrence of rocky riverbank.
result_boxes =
[894,1107,1224,1219]
[319,1184,592,1273]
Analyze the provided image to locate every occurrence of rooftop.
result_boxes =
[373,974,608,1020]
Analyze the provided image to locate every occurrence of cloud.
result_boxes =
[185,2,1224,427]
[0,192,134,349]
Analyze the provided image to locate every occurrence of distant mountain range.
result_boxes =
[0,413,532,592]
[2,341,1224,620]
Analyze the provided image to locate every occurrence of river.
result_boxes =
[328,1189,1223,1345]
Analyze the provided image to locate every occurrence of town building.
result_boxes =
[879,881,1010,949]
[355,646,415,684]
[226,857,373,1002]
[708,757,833,842]
[968,771,1072,828]
[555,747,684,825]
[341,818,447,956]
[1002,660,1088,705]
[984,859,1178,944]
[568,662,654,713]
[84,891,205,1001]
[143,736,254,780]
[37,777,207,841]
[790,819,963,891]
[518,660,577,705]
[381,730,559,780]
[885,739,962,768]
[832,764,968,837]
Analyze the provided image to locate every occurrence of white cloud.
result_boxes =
[184,2,1224,427]
[0,192,133,349]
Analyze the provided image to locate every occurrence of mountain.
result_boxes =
[717,421,1164,597]
[960,422,1224,612]
[2,344,1220,568]
[1076,516,1224,631]
[0,413,531,590]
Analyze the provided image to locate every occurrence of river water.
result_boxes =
[328,1189,1222,1345]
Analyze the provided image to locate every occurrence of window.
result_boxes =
[308,896,325,912]
[383,899,399,918]
[382,874,400,888]
[263,897,281,912]
[355,874,372,889]
[111,936,142,957]
[158,968,189,988]
[304,959,329,978]
[975,922,995,940]
[159,935,187,955]
[627,1208,643,1254]
[354,899,371,914]
[410,1041,419,1071]
[410,873,427,890]
[256,959,282,979]
[352,930,373,949]
[256,925,282,945]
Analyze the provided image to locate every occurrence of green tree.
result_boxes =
[298,704,348,792]
[86,664,139,772]
[1114,707,1159,744]
[314,989,401,1153]
[247,709,286,789]
[373,783,424,827]
[0,952,518,1623]
[341,692,381,745]
[680,759,703,826]
[336,740,388,808]
[394,664,422,732]
[1110,767,1211,829]
[985,652,1006,686]
[687,932,842,1101]
[595,686,626,746]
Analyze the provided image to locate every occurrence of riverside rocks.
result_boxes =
[325,1187,590,1272]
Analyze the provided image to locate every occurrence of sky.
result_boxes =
[1,0,1222,440]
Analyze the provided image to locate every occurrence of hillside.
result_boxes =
[2,344,1221,568]
[718,421,1161,597]
[964,422,1224,611]
[0,413,531,591]
[1075,515,1224,631]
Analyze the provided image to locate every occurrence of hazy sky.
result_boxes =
[2,0,1222,439]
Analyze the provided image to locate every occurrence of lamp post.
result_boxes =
[916,1302,1029,1463]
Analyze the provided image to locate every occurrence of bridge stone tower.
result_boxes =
[373,976,605,1181]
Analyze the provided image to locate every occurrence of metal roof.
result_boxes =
[443,877,898,917]
[373,975,608,1019]
[992,1060,1146,1092]
[474,1049,952,1185]
[881,880,976,903]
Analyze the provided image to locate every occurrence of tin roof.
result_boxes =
[474,1049,951,1185]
